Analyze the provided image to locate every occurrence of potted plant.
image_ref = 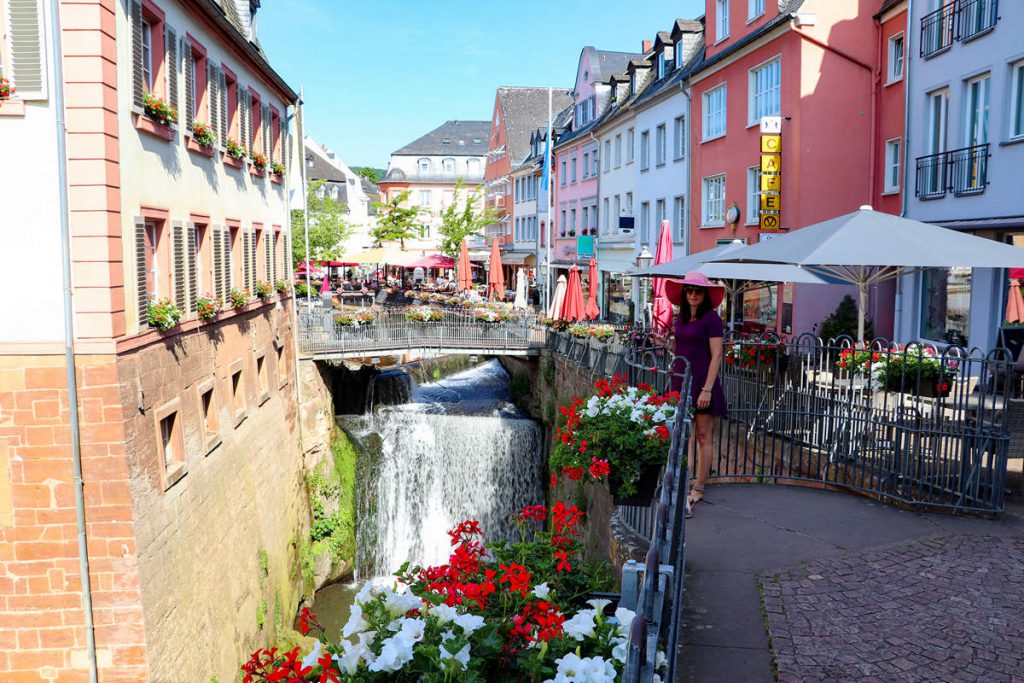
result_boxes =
[195,294,220,321]
[250,151,269,172]
[404,306,443,323]
[254,280,273,299]
[228,287,250,310]
[274,279,289,294]
[879,344,958,398]
[147,298,182,331]
[270,161,285,176]
[0,78,13,101]
[191,121,216,148]
[725,335,789,378]
[225,138,247,161]
[568,228,577,237]
[550,373,681,505]
[142,93,177,127]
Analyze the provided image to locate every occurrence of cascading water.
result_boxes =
[353,360,543,578]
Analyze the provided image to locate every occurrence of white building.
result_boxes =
[303,137,378,252]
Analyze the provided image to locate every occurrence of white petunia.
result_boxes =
[395,617,426,646]
[612,636,628,663]
[430,602,458,625]
[337,640,365,675]
[452,612,485,634]
[384,587,422,617]
[562,610,596,640]
[301,640,322,669]
[367,635,414,673]
[614,607,636,637]
[652,410,666,423]
[586,598,611,615]
[531,582,551,600]
[342,603,368,638]
[439,641,471,669]
[354,582,375,605]
[656,649,668,670]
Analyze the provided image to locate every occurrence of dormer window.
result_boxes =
[675,42,684,69]
[442,158,455,174]
[442,137,452,144]
[629,73,636,97]
[658,54,666,79]
[418,158,431,173]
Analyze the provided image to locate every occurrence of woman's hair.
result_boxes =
[678,287,712,323]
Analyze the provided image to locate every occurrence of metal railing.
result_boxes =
[297,308,546,356]
[712,333,1014,513]
[921,2,956,57]
[920,0,998,57]
[958,0,999,40]
[915,144,989,199]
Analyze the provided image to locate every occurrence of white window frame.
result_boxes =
[887,33,904,84]
[702,174,726,227]
[613,196,621,231]
[626,128,635,163]
[625,192,633,216]
[673,196,686,242]
[658,53,666,80]
[655,124,667,166]
[419,190,431,207]
[702,84,727,141]
[1011,60,1024,141]
[927,88,948,155]
[639,130,650,170]
[582,151,590,179]
[603,198,609,232]
[716,0,730,41]
[418,158,431,173]
[746,166,761,224]
[142,19,153,91]
[570,155,577,183]
[748,0,765,21]
[442,157,456,174]
[604,140,611,172]
[560,158,567,186]
[748,56,781,127]
[639,202,650,243]
[673,116,686,160]
[655,199,666,234]
[614,134,622,167]
[675,41,684,69]
[884,138,901,193]
[964,73,990,147]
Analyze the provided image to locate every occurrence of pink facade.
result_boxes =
[690,0,893,337]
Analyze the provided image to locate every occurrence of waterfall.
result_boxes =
[353,360,543,578]
[364,369,414,414]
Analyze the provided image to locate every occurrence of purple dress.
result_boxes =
[672,310,728,416]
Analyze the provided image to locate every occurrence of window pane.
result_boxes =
[920,267,970,344]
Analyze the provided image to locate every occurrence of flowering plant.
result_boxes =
[446,296,461,306]
[275,279,289,294]
[541,317,569,331]
[241,509,646,682]
[250,151,269,171]
[228,287,250,309]
[195,294,220,321]
[724,334,784,369]
[551,374,681,500]
[566,323,616,342]
[460,299,476,309]
[0,78,13,100]
[254,280,273,299]
[142,92,177,126]
[225,138,247,160]
[270,161,285,176]
[405,306,443,323]
[568,228,577,237]
[473,307,513,323]
[836,343,957,394]
[146,298,182,331]
[334,308,378,326]
[191,121,216,147]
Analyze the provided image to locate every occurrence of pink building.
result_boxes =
[689,0,898,338]
[552,47,639,280]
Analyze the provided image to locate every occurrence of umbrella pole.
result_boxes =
[858,283,868,343]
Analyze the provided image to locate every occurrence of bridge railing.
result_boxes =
[297,308,546,356]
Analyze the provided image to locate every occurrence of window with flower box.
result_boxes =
[249,89,262,154]
[130,1,175,120]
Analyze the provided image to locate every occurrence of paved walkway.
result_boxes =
[677,484,1024,683]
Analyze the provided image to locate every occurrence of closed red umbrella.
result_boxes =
[320,274,330,294]
[651,220,674,333]
[585,257,600,320]
[560,265,585,322]
[1008,278,1024,324]
[457,239,473,293]
[488,238,505,300]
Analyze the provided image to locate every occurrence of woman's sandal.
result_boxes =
[685,487,705,518]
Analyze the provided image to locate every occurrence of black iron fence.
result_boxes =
[713,333,1015,513]
[915,144,989,199]
[920,0,999,57]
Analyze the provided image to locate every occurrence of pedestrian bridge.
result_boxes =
[297,308,547,360]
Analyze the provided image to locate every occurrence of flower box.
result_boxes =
[884,376,952,399]
[223,154,245,169]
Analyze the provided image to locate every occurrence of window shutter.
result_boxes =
[263,105,272,156]
[250,231,258,291]
[282,126,288,172]
[265,233,273,284]
[283,234,291,282]
[218,69,228,145]
[212,228,224,300]
[181,38,193,131]
[186,223,198,311]
[135,218,149,327]
[172,222,186,310]
[277,119,286,167]
[242,231,251,292]
[7,0,48,100]
[207,63,219,135]
[166,26,178,118]
[238,89,248,149]
[130,0,144,108]
[223,229,233,291]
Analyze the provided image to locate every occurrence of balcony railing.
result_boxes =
[920,0,998,57]
[915,143,990,199]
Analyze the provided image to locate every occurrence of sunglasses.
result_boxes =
[683,286,706,295]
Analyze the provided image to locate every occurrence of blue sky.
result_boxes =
[258,0,704,170]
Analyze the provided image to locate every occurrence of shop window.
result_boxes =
[920,267,971,345]
[743,284,778,330]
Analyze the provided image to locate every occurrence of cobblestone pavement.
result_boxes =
[760,534,1024,683]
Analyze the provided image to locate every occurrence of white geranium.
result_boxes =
[531,582,551,600]
[562,610,596,640]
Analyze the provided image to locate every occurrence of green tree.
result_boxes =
[352,167,382,184]
[290,179,354,266]
[819,294,874,342]
[437,180,501,258]
[371,190,420,248]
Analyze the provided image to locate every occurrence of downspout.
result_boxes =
[678,79,692,257]
[49,0,99,680]
[895,0,914,342]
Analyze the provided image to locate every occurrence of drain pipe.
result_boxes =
[49,0,99,680]
[894,0,914,342]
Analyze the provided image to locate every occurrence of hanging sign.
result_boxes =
[758,116,782,231]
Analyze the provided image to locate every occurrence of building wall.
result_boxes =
[875,4,907,218]
[485,94,512,244]
[705,0,784,60]
[634,90,689,254]
[596,111,639,275]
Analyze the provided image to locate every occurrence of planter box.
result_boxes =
[224,155,245,169]
[885,377,952,398]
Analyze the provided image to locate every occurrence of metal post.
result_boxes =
[545,87,553,315]
[298,87,312,308]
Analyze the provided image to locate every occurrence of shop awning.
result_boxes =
[498,252,536,266]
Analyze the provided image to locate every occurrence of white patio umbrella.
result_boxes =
[514,268,527,310]
[635,240,843,326]
[548,274,567,320]
[705,206,1024,341]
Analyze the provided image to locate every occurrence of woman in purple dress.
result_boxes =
[666,272,727,517]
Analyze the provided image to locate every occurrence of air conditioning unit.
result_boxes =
[618,216,635,234]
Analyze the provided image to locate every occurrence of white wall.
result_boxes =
[0,1,65,342]
[387,154,485,181]
[597,112,639,275]
[634,90,688,255]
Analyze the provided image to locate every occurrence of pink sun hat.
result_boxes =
[664,271,725,308]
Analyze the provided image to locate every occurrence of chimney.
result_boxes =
[642,39,652,53]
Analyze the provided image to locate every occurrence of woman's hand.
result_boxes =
[697,388,711,410]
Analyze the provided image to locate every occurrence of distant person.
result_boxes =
[666,272,727,519]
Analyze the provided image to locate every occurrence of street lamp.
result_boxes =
[541,255,550,313]
[635,246,654,326]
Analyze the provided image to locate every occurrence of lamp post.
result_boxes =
[541,255,549,314]
[635,246,654,326]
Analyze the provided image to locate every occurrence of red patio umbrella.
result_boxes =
[585,257,600,320]
[457,239,473,293]
[560,265,585,322]
[320,274,330,294]
[651,220,674,333]
[409,253,456,269]
[488,238,505,300]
